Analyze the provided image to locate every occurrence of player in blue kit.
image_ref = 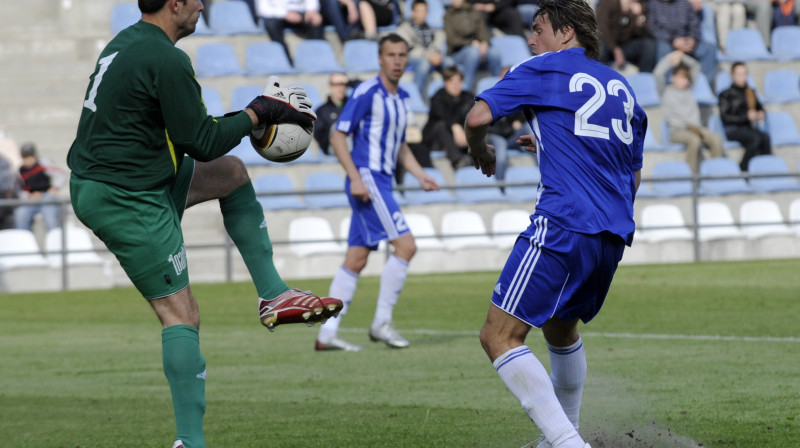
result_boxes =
[315,33,441,351]
[464,1,647,447]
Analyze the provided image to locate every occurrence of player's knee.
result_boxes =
[225,155,251,186]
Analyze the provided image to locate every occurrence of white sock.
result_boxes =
[317,267,359,343]
[493,346,585,448]
[371,255,408,330]
[548,336,586,429]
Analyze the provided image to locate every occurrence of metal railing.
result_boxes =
[0,170,797,291]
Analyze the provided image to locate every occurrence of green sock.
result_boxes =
[162,325,206,448]
[220,182,289,300]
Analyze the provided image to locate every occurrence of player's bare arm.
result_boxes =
[331,130,369,201]
[398,143,440,191]
[464,99,497,176]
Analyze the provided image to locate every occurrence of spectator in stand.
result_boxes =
[719,61,772,171]
[743,0,776,46]
[358,0,400,40]
[471,0,526,37]
[0,154,15,230]
[654,51,723,173]
[257,0,325,61]
[395,0,446,95]
[418,66,475,169]
[773,0,798,27]
[443,0,502,91]
[314,73,351,155]
[648,0,717,85]
[14,143,61,231]
[596,0,657,73]
[711,0,746,53]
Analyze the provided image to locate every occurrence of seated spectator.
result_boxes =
[415,67,475,169]
[744,0,775,46]
[314,73,351,155]
[443,0,502,91]
[395,0,446,95]
[655,51,723,173]
[257,0,325,61]
[14,143,61,231]
[649,0,717,85]
[470,0,525,37]
[711,0,746,53]
[719,62,772,171]
[0,154,15,230]
[597,0,657,73]
[773,0,798,27]
[358,0,400,40]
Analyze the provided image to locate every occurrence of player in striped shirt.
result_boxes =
[464,1,647,446]
[315,33,440,351]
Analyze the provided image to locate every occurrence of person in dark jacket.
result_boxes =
[313,73,351,155]
[419,66,475,169]
[718,61,772,171]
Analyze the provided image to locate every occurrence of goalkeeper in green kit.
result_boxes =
[67,0,343,446]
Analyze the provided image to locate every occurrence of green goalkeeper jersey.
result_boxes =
[68,21,252,191]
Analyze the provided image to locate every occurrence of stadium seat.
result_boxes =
[475,76,497,94]
[638,204,694,243]
[651,160,694,197]
[762,70,800,104]
[698,157,754,195]
[343,40,381,73]
[303,172,349,209]
[625,73,660,108]
[288,216,345,257]
[193,14,213,35]
[766,111,800,147]
[440,210,495,250]
[739,199,794,239]
[699,2,717,46]
[229,85,264,111]
[0,229,48,270]
[747,155,800,193]
[404,213,446,250]
[399,81,429,114]
[692,72,717,106]
[208,1,262,34]
[503,165,541,203]
[227,136,272,166]
[45,225,106,267]
[194,43,245,78]
[491,209,530,249]
[771,26,800,61]
[110,2,140,35]
[252,174,305,210]
[453,167,505,203]
[426,79,444,99]
[707,114,743,150]
[696,201,743,241]
[789,198,800,234]
[402,167,455,204]
[293,40,343,74]
[720,28,774,61]
[201,86,226,116]
[643,122,667,151]
[635,181,658,198]
[293,83,323,110]
[245,42,295,76]
[490,35,532,68]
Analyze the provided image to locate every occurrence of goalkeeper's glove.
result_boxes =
[247,76,316,129]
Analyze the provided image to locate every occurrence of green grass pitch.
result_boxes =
[1,259,799,447]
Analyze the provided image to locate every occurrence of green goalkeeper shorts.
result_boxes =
[69,159,196,300]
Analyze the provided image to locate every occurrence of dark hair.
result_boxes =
[379,33,409,54]
[673,63,692,81]
[139,0,169,14]
[532,0,600,61]
[442,66,463,81]
[731,61,746,73]
[412,0,428,7]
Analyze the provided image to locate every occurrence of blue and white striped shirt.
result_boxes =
[335,76,412,176]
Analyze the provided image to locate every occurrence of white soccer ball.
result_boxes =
[250,121,313,163]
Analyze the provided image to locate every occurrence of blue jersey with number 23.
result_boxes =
[477,48,647,246]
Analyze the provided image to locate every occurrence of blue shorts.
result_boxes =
[346,167,410,250]
[492,214,625,328]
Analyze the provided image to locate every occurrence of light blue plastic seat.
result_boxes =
[720,28,774,61]
[771,26,800,61]
[201,86,226,116]
[692,72,717,106]
[343,40,381,73]
[490,35,532,68]
[304,172,349,209]
[253,174,305,210]
[747,155,800,193]
[195,43,245,78]
[227,136,272,166]
[453,167,505,203]
[293,40,343,74]
[402,167,455,204]
[763,70,800,104]
[625,73,660,108]
[426,79,444,99]
[245,42,295,75]
[503,165,541,203]
[698,157,754,195]
[651,161,694,197]
[399,81,429,114]
[766,112,800,147]
[208,1,262,34]
[475,76,497,94]
[230,85,263,111]
[110,3,140,35]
